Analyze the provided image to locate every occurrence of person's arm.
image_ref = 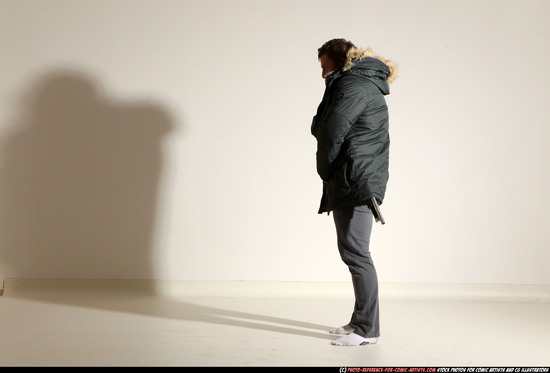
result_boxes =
[316,78,368,181]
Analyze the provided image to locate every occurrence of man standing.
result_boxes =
[311,39,397,346]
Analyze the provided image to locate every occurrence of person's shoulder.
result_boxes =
[334,72,367,94]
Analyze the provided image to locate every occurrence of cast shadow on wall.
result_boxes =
[0,69,174,280]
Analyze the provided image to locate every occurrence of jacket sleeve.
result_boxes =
[316,77,368,181]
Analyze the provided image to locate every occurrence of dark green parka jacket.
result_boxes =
[311,48,397,214]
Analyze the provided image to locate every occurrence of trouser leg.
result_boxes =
[333,205,380,338]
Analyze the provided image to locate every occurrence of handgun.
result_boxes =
[368,197,385,225]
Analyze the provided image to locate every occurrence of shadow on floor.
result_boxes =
[2,279,335,341]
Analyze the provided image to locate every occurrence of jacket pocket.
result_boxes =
[347,157,356,184]
[330,161,351,194]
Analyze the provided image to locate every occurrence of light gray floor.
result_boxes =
[0,280,549,367]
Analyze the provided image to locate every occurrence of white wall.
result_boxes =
[0,0,549,284]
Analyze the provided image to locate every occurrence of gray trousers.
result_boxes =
[333,205,380,338]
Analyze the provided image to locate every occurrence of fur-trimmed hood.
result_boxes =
[343,47,398,84]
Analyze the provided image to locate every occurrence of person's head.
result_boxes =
[318,38,355,79]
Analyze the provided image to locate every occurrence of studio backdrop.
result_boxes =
[0,0,549,285]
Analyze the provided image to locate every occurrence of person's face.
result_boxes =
[319,54,337,79]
